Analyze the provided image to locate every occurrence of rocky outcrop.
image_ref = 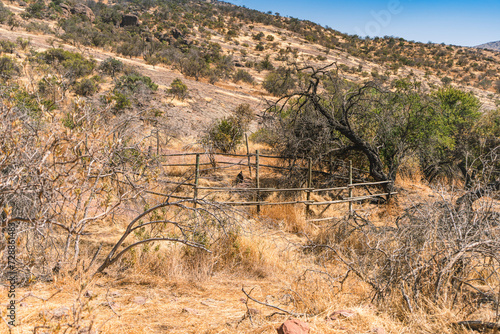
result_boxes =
[60,3,70,15]
[276,319,310,334]
[120,14,140,27]
[60,3,95,22]
[72,4,95,22]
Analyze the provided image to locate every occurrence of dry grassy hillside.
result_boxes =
[1,1,500,333]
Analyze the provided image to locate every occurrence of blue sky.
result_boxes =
[225,0,500,46]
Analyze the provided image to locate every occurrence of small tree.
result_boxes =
[98,57,124,77]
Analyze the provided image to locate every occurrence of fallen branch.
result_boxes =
[241,286,314,318]
[453,321,500,331]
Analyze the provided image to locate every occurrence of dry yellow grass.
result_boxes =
[1,141,492,334]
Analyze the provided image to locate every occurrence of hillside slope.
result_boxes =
[2,0,499,114]
[477,40,500,52]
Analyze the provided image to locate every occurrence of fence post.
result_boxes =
[306,157,312,215]
[156,127,160,156]
[256,150,260,214]
[348,160,353,215]
[329,157,333,178]
[194,154,200,208]
[246,134,252,177]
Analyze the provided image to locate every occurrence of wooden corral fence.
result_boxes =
[155,149,397,222]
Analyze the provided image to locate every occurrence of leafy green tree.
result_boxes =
[421,87,482,183]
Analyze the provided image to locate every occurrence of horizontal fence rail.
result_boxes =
[153,150,396,220]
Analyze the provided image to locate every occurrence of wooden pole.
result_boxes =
[348,160,353,215]
[256,150,260,214]
[306,157,312,215]
[194,154,200,208]
[246,133,252,177]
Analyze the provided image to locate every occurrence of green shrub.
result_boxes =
[168,78,188,100]
[203,117,243,153]
[111,91,131,112]
[203,103,253,153]
[73,78,99,96]
[16,37,30,50]
[249,128,277,146]
[115,73,158,92]
[24,0,46,19]
[441,76,452,85]
[233,69,254,84]
[258,55,274,71]
[24,22,53,34]
[0,56,20,80]
[252,32,264,41]
[98,58,124,77]
[62,112,81,129]
[0,2,12,24]
[262,67,296,96]
[37,48,96,78]
[0,40,16,54]
[13,88,44,118]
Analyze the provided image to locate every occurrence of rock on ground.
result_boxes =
[276,319,310,334]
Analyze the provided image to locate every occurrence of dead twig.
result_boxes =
[241,286,315,318]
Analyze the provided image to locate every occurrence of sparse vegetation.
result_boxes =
[0,1,499,333]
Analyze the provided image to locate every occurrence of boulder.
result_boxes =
[120,14,139,27]
[70,4,95,22]
[276,319,310,334]
[17,1,27,6]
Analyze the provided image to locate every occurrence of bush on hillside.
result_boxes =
[168,78,188,100]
